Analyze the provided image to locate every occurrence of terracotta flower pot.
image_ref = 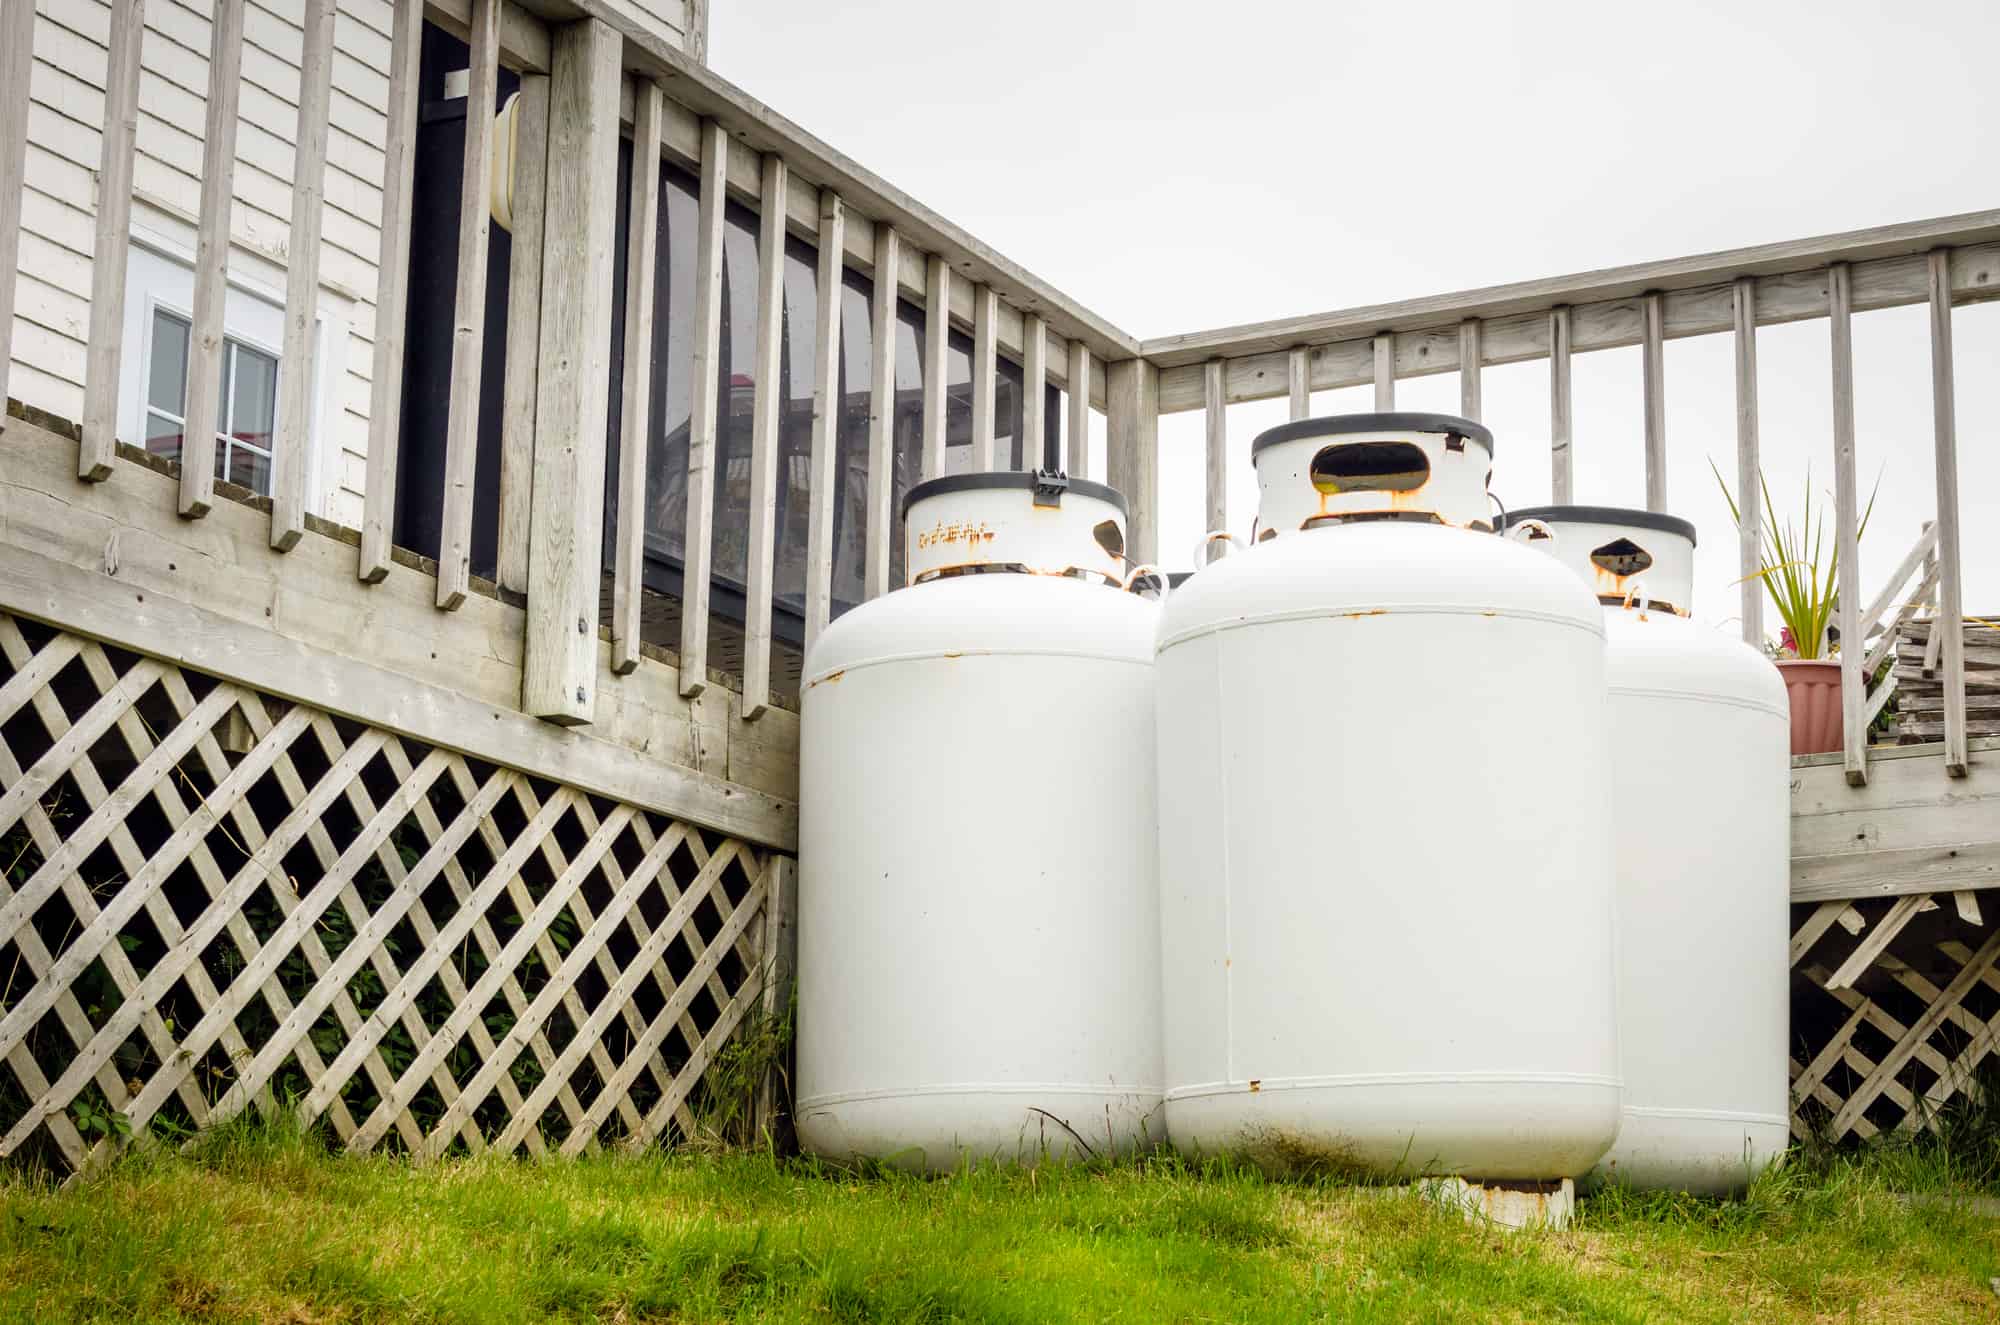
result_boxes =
[1776,659,1843,756]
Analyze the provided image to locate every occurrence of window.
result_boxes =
[142,307,280,496]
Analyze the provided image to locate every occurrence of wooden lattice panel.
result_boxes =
[1790,890,2000,1143]
[0,612,779,1175]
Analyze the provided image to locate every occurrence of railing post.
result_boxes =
[740,152,788,717]
[802,192,845,648]
[1928,249,1969,775]
[1548,306,1572,502]
[970,284,998,470]
[1828,263,1866,785]
[1372,333,1394,410]
[495,74,550,595]
[359,0,426,583]
[1732,277,1763,648]
[610,79,664,674]
[1022,315,1048,470]
[178,0,245,519]
[1287,346,1309,421]
[921,256,949,479]
[521,18,622,725]
[79,0,146,481]
[1458,319,1482,422]
[677,118,728,700]
[1642,290,1667,512]
[1067,343,1093,479]
[862,227,899,601]
[270,0,336,549]
[0,0,34,427]
[1204,359,1227,553]
[1106,358,1158,564]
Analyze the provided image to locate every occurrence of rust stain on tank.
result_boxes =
[914,519,998,551]
[1248,1079,1261,1093]
[1340,608,1387,620]
[821,669,845,684]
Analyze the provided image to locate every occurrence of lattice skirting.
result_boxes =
[1791,890,2000,1144]
[0,611,785,1175]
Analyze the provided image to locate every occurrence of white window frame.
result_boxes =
[138,300,282,493]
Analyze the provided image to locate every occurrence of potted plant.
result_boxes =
[1712,462,1873,756]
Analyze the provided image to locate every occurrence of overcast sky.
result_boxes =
[712,0,1997,631]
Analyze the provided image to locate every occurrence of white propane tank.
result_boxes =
[1156,413,1622,1182]
[1504,505,1790,1194]
[796,471,1163,1170]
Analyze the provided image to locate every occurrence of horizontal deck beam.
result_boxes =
[1791,738,2000,903]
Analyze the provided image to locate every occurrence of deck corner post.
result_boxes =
[1105,357,1159,565]
[521,17,622,726]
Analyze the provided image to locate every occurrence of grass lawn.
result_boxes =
[1,1122,1996,1323]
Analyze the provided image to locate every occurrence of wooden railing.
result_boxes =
[0,0,1980,792]
[1119,215,1998,786]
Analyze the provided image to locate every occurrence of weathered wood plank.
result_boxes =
[0,0,34,427]
[1642,291,1666,511]
[1829,263,1865,783]
[1549,306,1572,502]
[1930,249,1970,776]
[521,18,622,724]
[359,0,427,582]
[611,80,665,674]
[803,192,845,647]
[677,118,728,699]
[78,0,148,482]
[435,0,502,609]
[739,153,788,717]
[1021,314,1047,471]
[495,74,550,595]
[176,0,245,519]
[1106,358,1158,564]
[1457,319,1481,422]
[863,226,898,600]
[971,284,998,470]
[1733,277,1762,646]
[922,255,949,478]
[1372,333,1394,410]
[1287,347,1309,421]
[269,0,336,549]
[753,853,796,1139]
[1067,341,1092,479]
[1204,359,1226,556]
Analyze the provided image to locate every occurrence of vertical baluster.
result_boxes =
[177,0,245,518]
[359,0,425,581]
[1458,319,1481,422]
[609,80,663,674]
[862,226,898,601]
[521,17,621,723]
[1204,359,1227,556]
[1067,342,1092,479]
[739,154,788,716]
[1733,277,1763,648]
[1549,306,1573,502]
[803,193,845,646]
[1642,290,1667,512]
[1828,263,1866,784]
[676,119,727,700]
[1928,249,1969,775]
[79,0,147,481]
[921,256,948,478]
[970,284,997,470]
[1287,346,1309,421]
[435,0,500,606]
[495,74,549,594]
[0,0,35,426]
[1021,314,1047,470]
[1372,332,1394,410]
[269,0,336,548]
[1106,359,1158,564]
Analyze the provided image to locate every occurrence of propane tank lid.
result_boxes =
[902,471,1130,586]
[1503,505,1698,617]
[1249,413,1495,537]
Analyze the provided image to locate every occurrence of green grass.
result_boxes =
[2,1120,1997,1323]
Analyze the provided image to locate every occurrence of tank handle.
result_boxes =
[1506,518,1558,547]
[1486,490,1508,535]
[1192,529,1245,569]
[1123,563,1172,602]
[1620,578,1653,618]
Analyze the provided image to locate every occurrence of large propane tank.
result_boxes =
[796,471,1163,1170]
[1503,505,1789,1194]
[1156,413,1622,1181]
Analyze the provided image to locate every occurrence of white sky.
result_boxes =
[712,0,1998,632]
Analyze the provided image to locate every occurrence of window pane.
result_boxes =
[231,344,278,451]
[223,442,271,495]
[148,309,189,414]
[144,410,183,463]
